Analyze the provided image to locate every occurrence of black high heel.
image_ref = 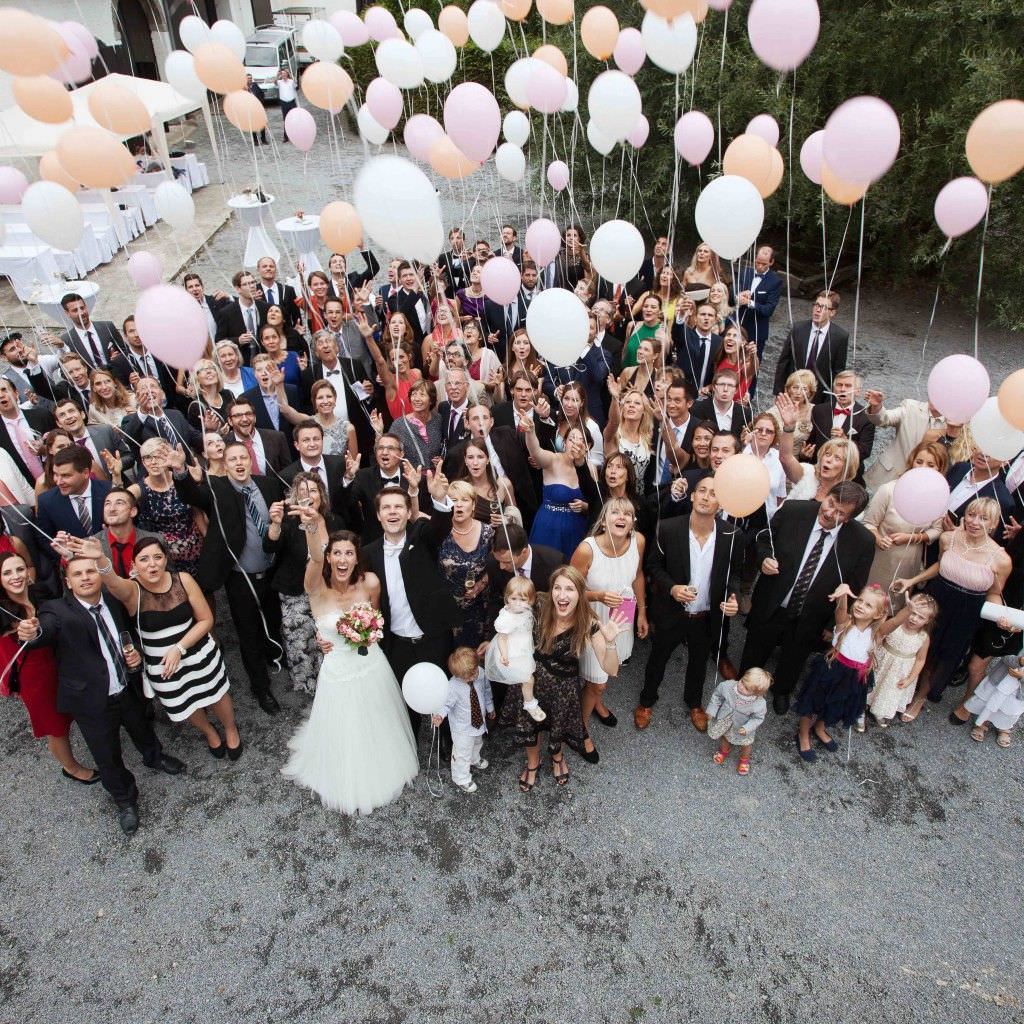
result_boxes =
[578,737,600,764]
[226,740,244,762]
[518,763,539,792]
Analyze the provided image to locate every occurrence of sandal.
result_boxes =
[899,708,921,723]
[970,724,988,743]
[997,731,1012,748]
[518,764,540,793]
[712,750,728,765]
[737,755,750,776]
[551,753,569,787]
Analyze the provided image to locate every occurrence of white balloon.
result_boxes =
[210,20,246,61]
[587,119,616,156]
[970,398,1024,462]
[404,7,433,40]
[590,220,646,285]
[354,155,444,266]
[375,38,424,89]
[154,180,195,232]
[302,19,344,63]
[588,70,642,143]
[503,110,530,146]
[562,78,579,112]
[401,662,449,715]
[505,59,536,109]
[527,290,591,366]
[179,15,210,55]
[22,182,83,251]
[164,50,207,102]
[415,29,457,83]
[495,142,526,182]
[694,175,764,260]
[641,12,697,74]
[467,0,506,52]
[357,104,390,145]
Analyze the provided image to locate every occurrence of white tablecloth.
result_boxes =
[229,193,279,267]
[0,244,62,301]
[275,214,322,273]
[29,280,100,325]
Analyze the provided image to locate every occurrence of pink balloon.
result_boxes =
[366,77,403,131]
[404,114,445,162]
[285,108,317,152]
[127,251,163,289]
[747,114,780,147]
[547,160,570,191]
[824,96,901,186]
[674,111,714,166]
[934,177,989,239]
[627,114,650,149]
[892,467,951,527]
[526,60,567,115]
[799,129,825,185]
[50,22,94,85]
[364,7,400,42]
[62,21,98,60]
[927,354,991,425]
[444,82,500,163]
[481,256,521,305]
[525,218,561,267]
[613,28,645,76]
[331,10,370,46]
[0,166,29,204]
[134,285,209,371]
[747,0,821,72]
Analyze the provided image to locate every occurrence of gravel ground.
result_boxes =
[1,109,1022,1024]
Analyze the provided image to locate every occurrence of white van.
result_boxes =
[244,26,299,101]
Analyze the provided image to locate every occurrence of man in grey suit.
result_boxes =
[53,397,130,474]
[58,293,126,369]
[91,487,163,578]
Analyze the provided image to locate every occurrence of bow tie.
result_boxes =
[833,407,851,418]
[325,368,341,377]
[381,475,400,486]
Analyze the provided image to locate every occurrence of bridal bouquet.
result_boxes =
[336,603,384,656]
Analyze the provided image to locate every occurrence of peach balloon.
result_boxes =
[38,150,79,191]
[821,162,867,206]
[759,148,785,199]
[223,90,268,132]
[641,0,708,22]
[12,75,72,125]
[319,201,363,253]
[301,61,354,112]
[501,0,533,21]
[712,454,771,517]
[965,99,1024,185]
[580,7,619,61]
[429,135,477,179]
[533,44,568,78]
[87,80,151,135]
[723,133,775,192]
[0,10,69,76]
[997,369,1024,430]
[438,6,470,46]
[193,42,246,95]
[536,0,574,26]
[56,127,135,189]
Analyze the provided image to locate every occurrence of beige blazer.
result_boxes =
[865,399,940,491]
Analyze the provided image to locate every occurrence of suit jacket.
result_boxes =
[645,515,743,634]
[945,462,1015,523]
[749,499,874,639]
[4,364,55,404]
[732,266,782,355]
[484,542,564,624]
[109,348,178,402]
[260,281,298,320]
[241,385,301,439]
[281,455,349,520]
[689,398,752,440]
[491,403,557,451]
[227,428,291,477]
[343,465,410,541]
[865,399,937,491]
[36,591,136,717]
[483,295,527,354]
[443,427,539,521]
[331,250,380,292]
[120,409,202,458]
[540,346,611,430]
[59,321,126,368]
[386,288,431,345]
[310,358,375,462]
[174,471,282,590]
[436,401,472,451]
[0,408,54,485]
[362,509,459,640]
[438,249,470,292]
[672,326,723,390]
[214,299,270,360]
[37,479,113,541]
[807,401,875,478]
[773,320,849,401]
[499,245,524,269]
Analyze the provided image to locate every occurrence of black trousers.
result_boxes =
[383,632,451,738]
[74,687,162,809]
[739,606,815,697]
[280,99,296,140]
[639,616,714,710]
[224,571,282,697]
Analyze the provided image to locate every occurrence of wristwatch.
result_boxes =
[782,425,796,433]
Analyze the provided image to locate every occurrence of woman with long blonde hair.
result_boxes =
[603,384,656,494]
[88,368,135,429]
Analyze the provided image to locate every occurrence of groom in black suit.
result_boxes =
[26,553,184,835]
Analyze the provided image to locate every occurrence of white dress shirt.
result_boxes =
[1005,452,1024,495]
[711,401,735,433]
[77,596,125,695]
[382,533,422,638]
[782,522,840,607]
[278,78,297,102]
[806,323,830,367]
[687,525,717,613]
[300,457,329,492]
[262,281,279,307]
[947,470,996,513]
[75,325,106,364]
[319,361,351,420]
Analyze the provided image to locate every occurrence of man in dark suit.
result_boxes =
[0,377,52,486]
[386,261,431,346]
[436,368,473,453]
[327,248,380,296]
[242,355,302,457]
[652,378,699,488]
[27,549,184,834]
[739,482,874,714]
[58,293,126,368]
[282,419,348,520]
[492,371,558,450]
[946,449,1016,524]
[119,377,201,460]
[773,290,849,403]
[256,256,298,324]
[635,476,743,731]
[214,270,269,362]
[91,487,162,578]
[52,353,95,410]
[498,224,524,268]
[341,432,410,540]
[183,272,230,340]
[172,442,284,713]
[52,397,128,472]
[438,228,471,292]
[483,290,528,355]
[362,477,459,735]
[672,303,722,390]
[109,315,178,401]
[540,315,611,430]
[804,370,875,481]
[225,396,290,478]
[484,523,563,621]
[310,330,375,464]
[691,370,753,440]
[732,244,782,360]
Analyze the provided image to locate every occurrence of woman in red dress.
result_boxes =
[0,551,97,783]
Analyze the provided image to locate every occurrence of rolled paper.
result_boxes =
[981,602,1024,631]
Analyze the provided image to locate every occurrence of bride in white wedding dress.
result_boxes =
[281,513,418,815]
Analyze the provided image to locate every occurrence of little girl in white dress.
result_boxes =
[867,593,937,726]
[485,576,545,722]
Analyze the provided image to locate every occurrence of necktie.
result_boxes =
[448,407,459,437]
[242,436,261,475]
[75,436,88,448]
[89,604,129,691]
[806,329,821,370]
[789,528,828,613]
[467,678,483,729]
[156,417,175,443]
[266,286,276,306]
[110,540,130,578]
[86,330,102,365]
[834,407,851,420]
[243,483,267,537]
[245,306,256,338]
[74,494,92,533]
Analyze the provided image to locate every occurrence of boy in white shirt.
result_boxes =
[432,647,494,793]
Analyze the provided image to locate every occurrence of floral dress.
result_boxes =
[318,417,350,457]
[439,523,494,648]
[136,479,203,575]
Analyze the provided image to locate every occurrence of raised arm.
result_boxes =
[357,313,397,399]
[772,392,805,484]
[300,509,331,597]
[518,415,555,470]
[64,536,139,612]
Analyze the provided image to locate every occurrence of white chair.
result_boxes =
[171,154,209,190]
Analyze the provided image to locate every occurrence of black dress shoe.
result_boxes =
[226,741,244,762]
[773,693,791,716]
[62,768,101,785]
[595,708,618,728]
[257,692,281,715]
[118,805,140,836]
[579,742,600,765]
[207,741,226,760]
[146,754,185,776]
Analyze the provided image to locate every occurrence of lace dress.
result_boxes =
[439,523,494,648]
[317,417,351,457]
[867,625,928,721]
[136,479,203,575]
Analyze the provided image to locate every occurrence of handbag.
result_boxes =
[707,709,733,739]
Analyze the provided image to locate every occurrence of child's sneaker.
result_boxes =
[524,700,547,722]
[456,780,478,793]
[854,714,867,733]
[472,759,489,771]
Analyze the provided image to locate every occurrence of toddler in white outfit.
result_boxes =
[484,576,545,722]
[433,647,494,793]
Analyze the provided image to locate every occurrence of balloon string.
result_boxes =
[972,185,992,361]
[784,68,796,327]
[850,194,866,378]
